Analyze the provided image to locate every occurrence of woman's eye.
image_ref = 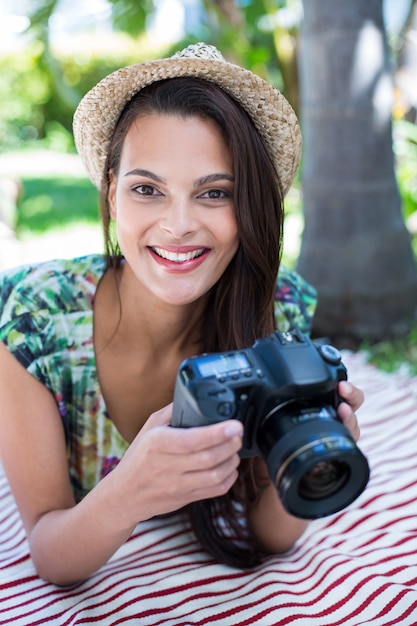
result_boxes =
[133,184,159,196]
[200,189,231,200]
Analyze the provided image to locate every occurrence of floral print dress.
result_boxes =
[0,254,317,502]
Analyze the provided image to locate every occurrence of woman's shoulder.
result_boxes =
[0,254,107,322]
[275,265,317,334]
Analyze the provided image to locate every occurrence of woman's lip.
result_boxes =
[148,246,210,270]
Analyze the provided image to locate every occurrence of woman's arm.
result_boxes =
[247,381,365,553]
[0,342,243,586]
[247,459,310,553]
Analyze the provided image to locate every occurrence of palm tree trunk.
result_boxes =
[297,0,417,346]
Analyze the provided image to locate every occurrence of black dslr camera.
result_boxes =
[171,329,369,519]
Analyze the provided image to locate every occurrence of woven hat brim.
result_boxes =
[73,57,302,195]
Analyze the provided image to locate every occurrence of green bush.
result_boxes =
[393,119,417,259]
[0,39,160,151]
[0,43,50,150]
[394,119,417,221]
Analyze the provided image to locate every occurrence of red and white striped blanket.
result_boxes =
[1,351,417,625]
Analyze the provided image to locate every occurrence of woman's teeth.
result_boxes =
[152,247,205,262]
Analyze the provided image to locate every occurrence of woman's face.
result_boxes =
[108,113,239,307]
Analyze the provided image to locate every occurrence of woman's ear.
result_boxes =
[108,169,117,220]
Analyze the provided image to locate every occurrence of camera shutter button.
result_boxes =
[318,344,342,365]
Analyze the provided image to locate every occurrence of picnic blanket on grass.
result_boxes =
[1,351,417,626]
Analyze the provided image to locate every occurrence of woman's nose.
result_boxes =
[159,198,198,238]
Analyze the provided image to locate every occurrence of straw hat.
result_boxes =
[73,42,301,195]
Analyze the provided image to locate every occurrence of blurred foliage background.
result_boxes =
[1,0,417,371]
[1,0,416,244]
[0,0,311,247]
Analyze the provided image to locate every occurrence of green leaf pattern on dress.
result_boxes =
[0,255,317,502]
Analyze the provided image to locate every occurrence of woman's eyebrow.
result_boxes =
[123,169,234,187]
[124,168,166,183]
[194,173,235,187]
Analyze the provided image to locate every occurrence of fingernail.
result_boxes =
[224,421,243,437]
[341,381,353,394]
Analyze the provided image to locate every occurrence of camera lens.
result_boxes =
[298,460,350,500]
[260,403,370,519]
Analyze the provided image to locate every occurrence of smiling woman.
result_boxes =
[0,42,363,587]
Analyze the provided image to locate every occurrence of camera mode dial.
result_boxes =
[318,344,342,365]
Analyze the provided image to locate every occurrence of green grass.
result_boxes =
[16,174,99,236]
[360,323,417,377]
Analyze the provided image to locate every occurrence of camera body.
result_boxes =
[171,329,370,519]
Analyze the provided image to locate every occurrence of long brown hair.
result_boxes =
[100,77,285,567]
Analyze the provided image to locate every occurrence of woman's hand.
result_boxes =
[337,381,364,441]
[246,381,365,555]
[113,405,244,523]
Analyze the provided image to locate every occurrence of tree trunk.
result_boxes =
[297,0,417,346]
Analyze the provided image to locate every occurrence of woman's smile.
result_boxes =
[149,245,209,267]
